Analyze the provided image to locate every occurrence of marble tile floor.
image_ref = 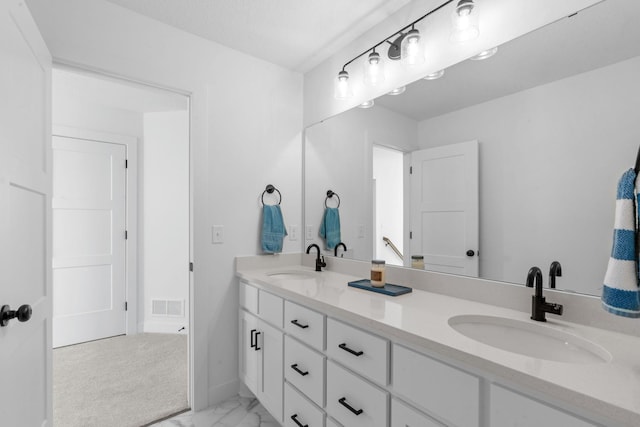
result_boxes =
[151,395,279,427]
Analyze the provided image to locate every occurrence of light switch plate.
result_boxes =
[306,225,313,240]
[289,225,297,241]
[212,225,224,244]
[358,224,365,238]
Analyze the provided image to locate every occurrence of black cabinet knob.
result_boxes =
[1,304,32,327]
[466,250,475,257]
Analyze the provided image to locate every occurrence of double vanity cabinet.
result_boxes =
[237,271,608,427]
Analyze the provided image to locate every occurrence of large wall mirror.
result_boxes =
[304,0,640,296]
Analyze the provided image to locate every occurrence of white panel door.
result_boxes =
[52,136,127,347]
[0,0,52,425]
[410,140,479,276]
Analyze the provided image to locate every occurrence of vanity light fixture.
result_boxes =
[364,50,385,86]
[470,46,498,60]
[358,100,375,108]
[424,69,445,80]
[334,70,352,99]
[387,86,406,96]
[451,0,479,42]
[333,0,457,99]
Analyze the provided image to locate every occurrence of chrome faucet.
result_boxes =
[526,266,563,322]
[549,261,562,289]
[306,243,326,272]
[334,242,347,257]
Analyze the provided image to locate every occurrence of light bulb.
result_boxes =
[451,0,479,42]
[364,51,385,86]
[358,100,375,109]
[401,28,424,66]
[334,70,352,99]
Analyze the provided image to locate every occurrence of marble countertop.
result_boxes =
[237,263,640,426]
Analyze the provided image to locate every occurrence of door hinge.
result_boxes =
[410,166,413,174]
[409,231,413,239]
[125,159,128,169]
[189,262,194,272]
[125,230,128,240]
[125,301,128,311]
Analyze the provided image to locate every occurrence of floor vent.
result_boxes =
[152,299,184,317]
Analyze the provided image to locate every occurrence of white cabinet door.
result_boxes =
[490,384,597,427]
[258,319,284,424]
[239,309,259,394]
[0,1,52,425]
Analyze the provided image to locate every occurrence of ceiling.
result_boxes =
[374,0,640,121]
[104,0,414,73]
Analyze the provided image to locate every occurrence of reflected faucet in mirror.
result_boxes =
[334,242,347,257]
[549,261,562,289]
[306,243,326,271]
[526,266,563,322]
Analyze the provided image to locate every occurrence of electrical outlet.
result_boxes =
[212,225,224,244]
[306,225,313,240]
[289,225,297,241]
[358,224,365,238]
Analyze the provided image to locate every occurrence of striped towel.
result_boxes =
[601,169,640,318]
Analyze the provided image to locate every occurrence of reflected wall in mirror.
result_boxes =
[304,0,640,296]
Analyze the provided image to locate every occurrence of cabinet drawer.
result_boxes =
[391,398,443,427]
[326,318,388,385]
[284,335,325,407]
[326,418,341,427]
[259,289,283,328]
[490,384,597,427]
[284,301,325,351]
[239,281,258,314]
[326,360,388,427]
[392,344,479,427]
[284,382,325,427]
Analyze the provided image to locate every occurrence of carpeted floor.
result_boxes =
[54,333,189,427]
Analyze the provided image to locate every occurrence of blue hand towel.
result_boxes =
[319,207,341,250]
[261,204,287,253]
[601,169,640,318]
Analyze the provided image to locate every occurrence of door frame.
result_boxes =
[52,125,139,336]
[53,61,195,409]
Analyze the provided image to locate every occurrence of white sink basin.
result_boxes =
[448,315,611,364]
[266,270,317,281]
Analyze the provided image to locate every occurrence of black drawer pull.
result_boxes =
[291,414,308,427]
[339,397,363,415]
[338,343,363,356]
[290,363,309,376]
[250,329,257,348]
[291,319,309,329]
[254,331,261,351]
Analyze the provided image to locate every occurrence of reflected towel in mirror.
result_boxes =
[320,207,341,250]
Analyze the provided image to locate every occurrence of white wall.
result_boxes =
[27,0,303,410]
[305,105,417,261]
[418,56,640,295]
[373,146,404,265]
[142,111,189,333]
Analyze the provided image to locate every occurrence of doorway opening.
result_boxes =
[373,145,404,266]
[51,67,191,426]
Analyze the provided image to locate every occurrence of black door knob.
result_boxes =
[466,250,475,257]
[0,304,32,327]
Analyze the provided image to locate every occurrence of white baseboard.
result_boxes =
[208,379,239,408]
[142,321,188,334]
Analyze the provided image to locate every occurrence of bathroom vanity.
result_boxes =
[236,254,640,427]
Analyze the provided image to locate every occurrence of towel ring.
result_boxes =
[261,184,281,206]
[325,190,340,208]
